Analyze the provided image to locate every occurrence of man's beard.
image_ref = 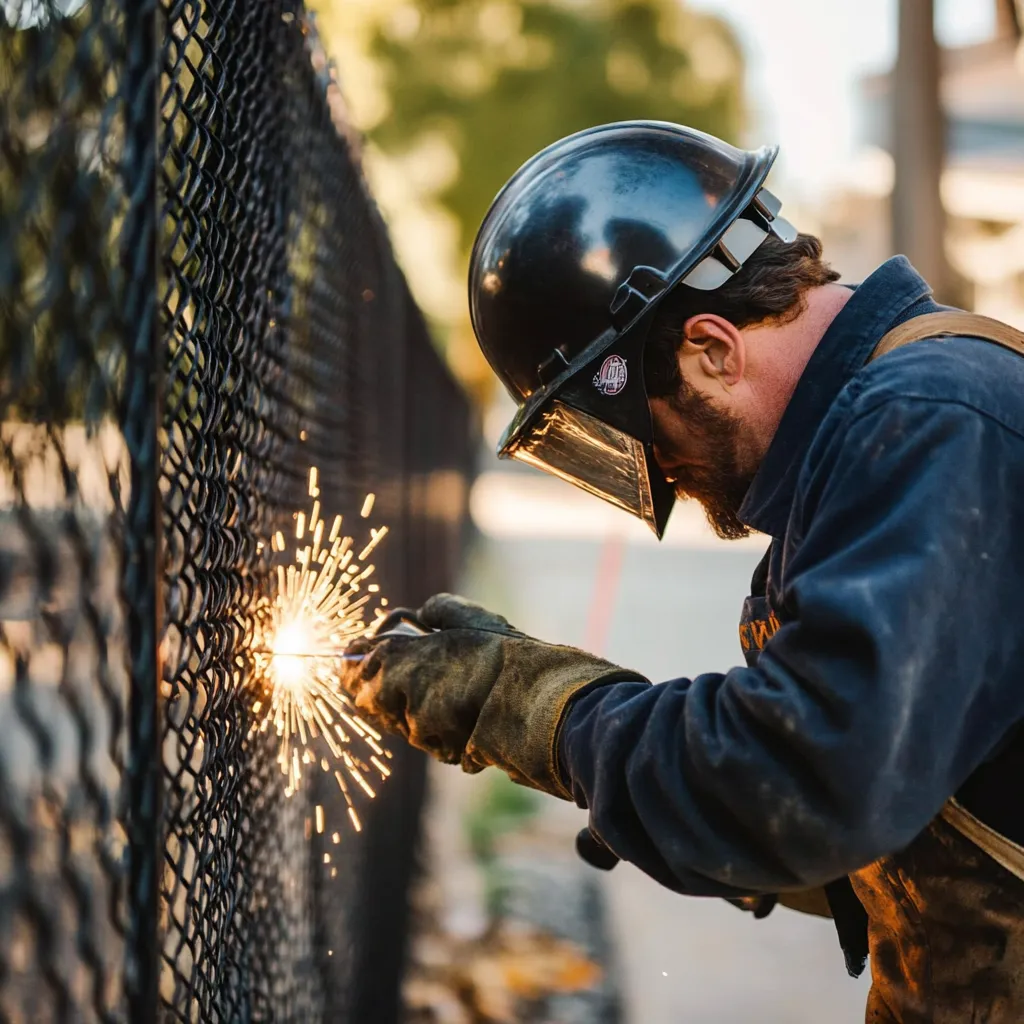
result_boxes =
[664,382,753,541]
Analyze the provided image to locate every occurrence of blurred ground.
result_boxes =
[411,463,873,1023]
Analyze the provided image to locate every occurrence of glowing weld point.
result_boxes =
[251,477,392,835]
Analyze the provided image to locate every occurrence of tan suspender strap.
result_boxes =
[942,799,1024,885]
[871,310,1024,362]
[870,308,1024,877]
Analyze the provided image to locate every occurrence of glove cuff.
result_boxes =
[462,642,648,798]
[542,666,645,800]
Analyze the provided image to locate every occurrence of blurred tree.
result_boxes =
[369,0,744,257]
[313,0,746,401]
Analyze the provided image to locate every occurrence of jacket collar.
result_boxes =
[738,256,939,539]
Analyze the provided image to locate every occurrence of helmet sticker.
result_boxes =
[593,354,628,396]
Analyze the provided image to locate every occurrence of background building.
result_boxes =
[823,4,1024,322]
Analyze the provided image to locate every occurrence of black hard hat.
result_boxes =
[469,120,795,538]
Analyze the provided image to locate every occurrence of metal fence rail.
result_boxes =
[1,2,476,1021]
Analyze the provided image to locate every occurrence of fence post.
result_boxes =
[121,0,162,1018]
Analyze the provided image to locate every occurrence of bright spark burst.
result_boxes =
[251,467,393,831]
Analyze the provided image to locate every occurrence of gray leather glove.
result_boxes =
[341,593,648,798]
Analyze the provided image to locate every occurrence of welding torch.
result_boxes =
[336,611,435,656]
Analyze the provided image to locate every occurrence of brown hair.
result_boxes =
[644,232,840,396]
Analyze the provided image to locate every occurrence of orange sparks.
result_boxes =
[250,473,395,831]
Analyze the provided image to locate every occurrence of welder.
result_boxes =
[342,122,1024,1021]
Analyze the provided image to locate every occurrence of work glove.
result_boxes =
[340,593,649,799]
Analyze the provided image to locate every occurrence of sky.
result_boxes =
[687,0,997,200]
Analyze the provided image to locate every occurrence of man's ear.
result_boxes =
[680,314,745,386]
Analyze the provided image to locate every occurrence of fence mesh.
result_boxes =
[1,1,476,1021]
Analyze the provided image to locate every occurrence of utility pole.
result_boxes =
[996,0,1020,39]
[892,0,952,301]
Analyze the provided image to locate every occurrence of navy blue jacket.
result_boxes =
[558,257,1024,897]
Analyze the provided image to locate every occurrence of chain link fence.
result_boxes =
[1,1,476,1020]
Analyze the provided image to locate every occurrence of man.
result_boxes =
[343,122,1024,1021]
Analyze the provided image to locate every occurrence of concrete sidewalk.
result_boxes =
[438,517,872,1023]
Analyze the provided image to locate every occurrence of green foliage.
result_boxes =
[464,772,541,918]
[367,0,745,260]
[464,770,540,864]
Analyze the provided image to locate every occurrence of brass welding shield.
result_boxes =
[469,121,796,538]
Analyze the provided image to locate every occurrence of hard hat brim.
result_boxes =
[482,123,781,538]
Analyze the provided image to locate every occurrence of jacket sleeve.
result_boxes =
[558,397,1024,896]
